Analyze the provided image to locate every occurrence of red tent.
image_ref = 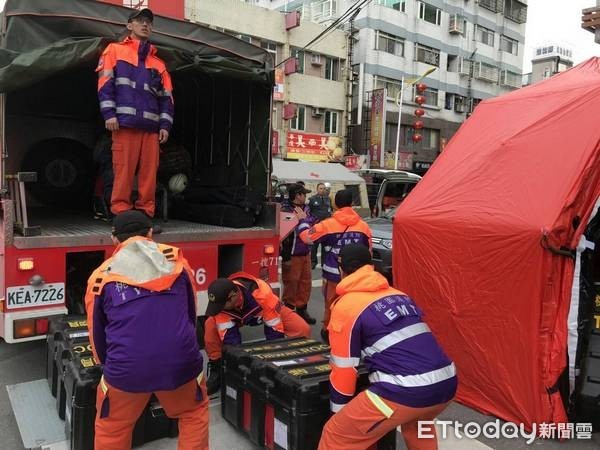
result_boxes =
[393,58,600,428]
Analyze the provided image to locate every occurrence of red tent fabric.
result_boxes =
[393,58,600,428]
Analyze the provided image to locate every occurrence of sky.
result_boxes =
[523,0,599,72]
[0,0,597,73]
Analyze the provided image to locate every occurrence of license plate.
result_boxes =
[6,283,65,310]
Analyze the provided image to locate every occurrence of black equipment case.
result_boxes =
[221,338,396,450]
[46,315,88,397]
[575,328,600,430]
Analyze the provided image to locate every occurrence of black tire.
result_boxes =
[22,138,93,207]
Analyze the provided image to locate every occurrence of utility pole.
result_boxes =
[345,9,360,157]
[466,48,477,116]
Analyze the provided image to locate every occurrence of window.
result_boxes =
[374,76,402,100]
[261,40,278,64]
[414,43,440,67]
[418,2,442,26]
[236,34,252,43]
[291,47,305,74]
[325,57,340,81]
[543,67,551,79]
[376,31,405,56]
[500,35,518,55]
[376,0,406,12]
[504,0,527,24]
[324,111,338,134]
[290,105,305,131]
[401,126,440,149]
[478,0,497,13]
[475,25,494,47]
[414,86,439,107]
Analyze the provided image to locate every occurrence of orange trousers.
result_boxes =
[318,390,449,450]
[321,279,338,331]
[204,306,311,360]
[282,254,312,309]
[95,377,209,450]
[111,128,159,217]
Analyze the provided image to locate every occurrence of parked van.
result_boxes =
[272,160,370,217]
[356,169,422,217]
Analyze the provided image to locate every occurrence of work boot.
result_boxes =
[207,359,222,396]
[296,307,316,325]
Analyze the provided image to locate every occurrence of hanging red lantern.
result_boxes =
[415,95,426,105]
[412,133,423,143]
[413,120,424,130]
[415,108,425,117]
[416,83,427,93]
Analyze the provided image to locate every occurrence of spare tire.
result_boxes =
[22,138,93,207]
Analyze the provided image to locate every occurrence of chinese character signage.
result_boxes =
[369,88,387,168]
[384,152,413,170]
[273,69,284,101]
[272,130,279,155]
[287,131,344,162]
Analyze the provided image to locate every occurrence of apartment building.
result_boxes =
[523,44,573,86]
[184,0,348,163]
[257,0,527,173]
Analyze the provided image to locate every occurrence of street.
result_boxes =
[1,271,600,449]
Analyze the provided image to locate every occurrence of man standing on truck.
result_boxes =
[84,210,208,450]
[204,273,311,395]
[281,183,317,324]
[308,182,332,269]
[299,189,372,342]
[97,8,174,223]
[318,244,456,450]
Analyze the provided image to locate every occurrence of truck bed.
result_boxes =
[12,211,275,249]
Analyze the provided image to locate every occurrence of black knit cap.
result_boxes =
[206,278,238,316]
[339,243,372,274]
[335,189,353,208]
[112,210,152,241]
[128,8,154,23]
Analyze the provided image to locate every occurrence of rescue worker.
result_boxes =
[299,188,372,342]
[308,182,332,269]
[97,8,174,222]
[204,273,311,395]
[281,183,317,324]
[318,244,457,450]
[85,210,207,450]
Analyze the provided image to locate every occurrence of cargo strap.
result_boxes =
[365,390,394,419]
[99,376,110,418]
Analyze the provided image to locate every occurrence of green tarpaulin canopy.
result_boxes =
[0,0,274,92]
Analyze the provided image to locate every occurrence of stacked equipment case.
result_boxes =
[46,315,178,449]
[221,337,397,450]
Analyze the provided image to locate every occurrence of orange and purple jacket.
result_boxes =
[328,265,457,413]
[97,36,174,133]
[212,272,286,345]
[299,207,372,282]
[85,236,202,393]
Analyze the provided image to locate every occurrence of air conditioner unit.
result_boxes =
[310,54,322,66]
[312,107,324,117]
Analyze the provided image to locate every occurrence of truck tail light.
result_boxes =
[263,244,275,255]
[14,317,51,339]
[18,258,34,271]
[14,318,36,339]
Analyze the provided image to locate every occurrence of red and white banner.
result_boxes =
[369,88,387,168]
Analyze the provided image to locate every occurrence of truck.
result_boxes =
[0,0,280,343]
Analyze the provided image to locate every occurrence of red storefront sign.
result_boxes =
[286,131,343,162]
[345,155,359,169]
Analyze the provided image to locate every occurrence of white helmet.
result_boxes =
[168,173,188,194]
[324,182,331,189]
